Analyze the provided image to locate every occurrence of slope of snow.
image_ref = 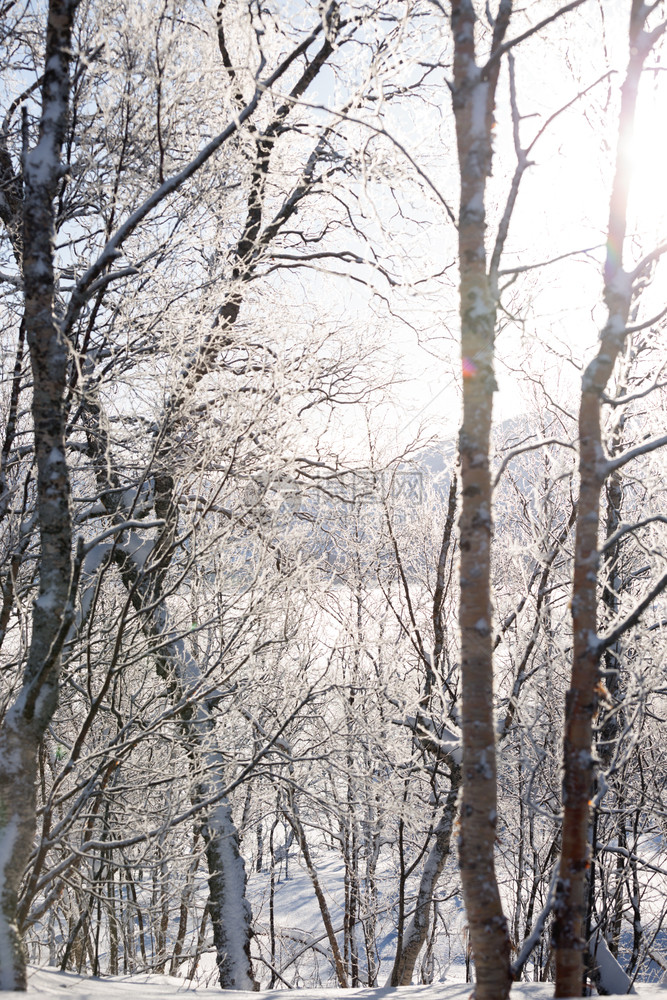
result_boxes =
[18,968,667,1000]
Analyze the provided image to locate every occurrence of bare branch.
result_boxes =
[2,74,43,137]
[498,244,605,277]
[604,433,667,474]
[493,437,575,489]
[525,71,614,158]
[597,568,667,652]
[249,92,457,224]
[490,70,612,284]
[482,0,590,72]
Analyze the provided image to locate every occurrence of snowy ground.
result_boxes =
[23,847,667,997]
[15,968,667,1000]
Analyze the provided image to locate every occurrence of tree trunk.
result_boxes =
[553,3,663,993]
[0,0,79,988]
[203,798,257,990]
[283,803,348,988]
[152,629,258,990]
[450,3,512,998]
[77,402,258,989]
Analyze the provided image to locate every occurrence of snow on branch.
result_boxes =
[398,713,462,765]
[493,437,575,488]
[0,270,21,287]
[601,514,667,553]
[601,844,667,879]
[62,15,332,335]
[602,365,667,406]
[622,302,667,335]
[81,519,164,554]
[604,433,667,475]
[597,567,667,651]
[511,866,558,980]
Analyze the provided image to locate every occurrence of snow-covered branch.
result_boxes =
[604,433,667,474]
[601,514,667,553]
[493,437,575,488]
[62,16,331,336]
[597,567,667,651]
[81,519,165,554]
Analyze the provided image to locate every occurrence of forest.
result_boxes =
[1,0,666,996]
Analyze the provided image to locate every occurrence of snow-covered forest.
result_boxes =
[1,0,667,996]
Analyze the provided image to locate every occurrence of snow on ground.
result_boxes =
[22,848,667,997]
[245,845,469,986]
[15,968,667,1000]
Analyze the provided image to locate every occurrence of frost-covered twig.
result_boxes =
[597,568,667,652]
[493,437,575,488]
[62,16,333,336]
[511,866,558,980]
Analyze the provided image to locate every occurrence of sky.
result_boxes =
[332,0,667,458]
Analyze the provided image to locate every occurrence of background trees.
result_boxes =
[0,0,419,987]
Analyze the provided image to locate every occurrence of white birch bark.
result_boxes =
[104,529,259,990]
[389,762,461,986]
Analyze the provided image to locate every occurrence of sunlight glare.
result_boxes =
[625,72,667,238]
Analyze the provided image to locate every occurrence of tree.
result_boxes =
[439,2,667,994]
[449,2,514,995]
[553,3,667,994]
[0,2,81,988]
[3,0,667,992]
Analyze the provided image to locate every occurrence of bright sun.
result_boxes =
[625,74,667,239]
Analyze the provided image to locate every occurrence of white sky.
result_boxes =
[317,0,667,460]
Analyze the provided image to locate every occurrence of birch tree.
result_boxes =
[447,3,598,995]
[450,3,515,994]
[553,6,667,993]
[0,0,431,986]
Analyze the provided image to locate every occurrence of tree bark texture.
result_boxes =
[451,3,512,999]
[553,3,662,993]
[0,1,79,989]
[203,798,258,990]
